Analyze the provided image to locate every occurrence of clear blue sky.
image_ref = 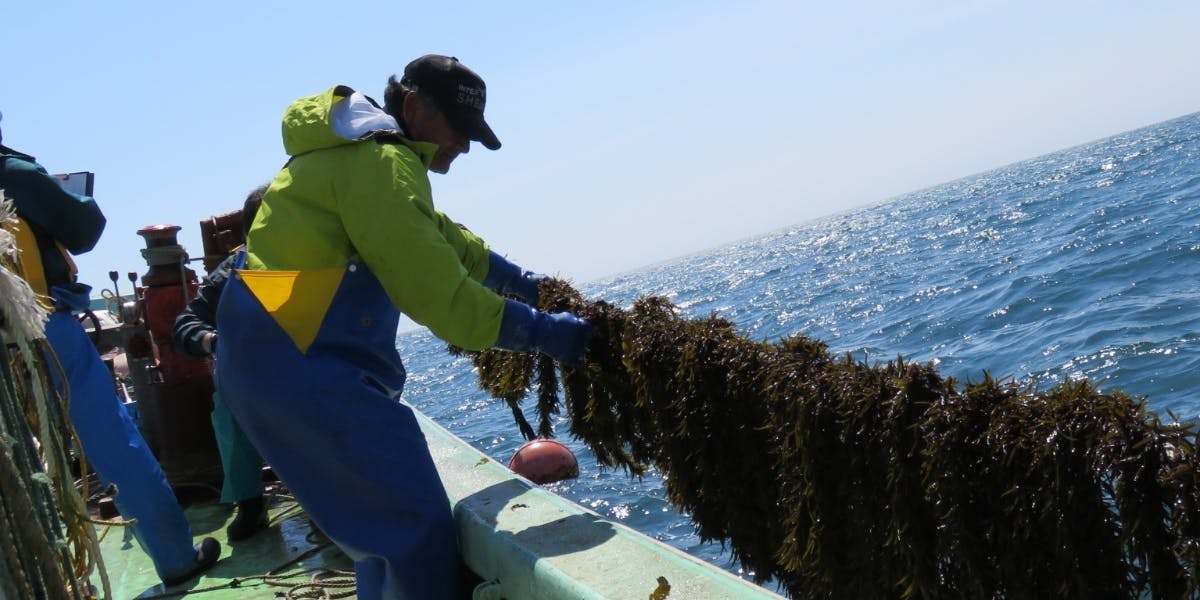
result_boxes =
[5,1,1199,294]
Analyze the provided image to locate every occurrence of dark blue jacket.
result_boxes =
[172,252,236,359]
[0,145,106,305]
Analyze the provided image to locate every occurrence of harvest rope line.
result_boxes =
[1,197,113,599]
[457,277,1200,599]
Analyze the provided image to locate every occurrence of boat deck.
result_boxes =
[97,492,355,599]
[93,408,785,599]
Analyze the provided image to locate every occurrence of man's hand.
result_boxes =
[494,300,593,365]
[483,251,546,305]
[533,311,592,365]
[200,331,218,356]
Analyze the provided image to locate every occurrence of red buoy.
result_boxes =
[508,439,579,484]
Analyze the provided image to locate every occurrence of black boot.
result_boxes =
[161,537,220,586]
[226,495,268,541]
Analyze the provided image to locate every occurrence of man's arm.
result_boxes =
[340,145,504,350]
[172,254,236,359]
[1,157,106,254]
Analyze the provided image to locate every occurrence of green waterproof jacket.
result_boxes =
[245,85,504,351]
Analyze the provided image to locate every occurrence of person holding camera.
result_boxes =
[0,112,220,587]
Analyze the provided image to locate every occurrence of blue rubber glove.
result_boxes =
[483,251,547,305]
[495,299,592,365]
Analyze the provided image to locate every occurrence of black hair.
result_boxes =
[383,75,437,135]
[383,75,408,121]
[243,183,268,237]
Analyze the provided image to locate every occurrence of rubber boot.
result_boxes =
[161,537,221,587]
[226,495,268,541]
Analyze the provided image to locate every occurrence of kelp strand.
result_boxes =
[457,278,1200,599]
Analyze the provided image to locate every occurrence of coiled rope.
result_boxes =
[1,197,112,599]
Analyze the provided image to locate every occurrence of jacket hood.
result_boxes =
[281,86,436,165]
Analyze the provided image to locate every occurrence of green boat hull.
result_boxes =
[99,406,783,599]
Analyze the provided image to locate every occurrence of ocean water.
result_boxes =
[400,111,1200,590]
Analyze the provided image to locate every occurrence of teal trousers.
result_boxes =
[210,392,264,503]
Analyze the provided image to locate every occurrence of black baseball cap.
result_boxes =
[402,55,501,150]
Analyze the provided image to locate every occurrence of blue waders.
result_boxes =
[215,261,461,600]
[44,311,198,579]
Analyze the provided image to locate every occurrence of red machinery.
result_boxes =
[119,224,224,492]
[133,225,211,383]
[198,209,246,274]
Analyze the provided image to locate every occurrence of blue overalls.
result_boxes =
[44,310,198,579]
[214,256,460,600]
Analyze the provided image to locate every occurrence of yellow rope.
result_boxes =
[1,196,111,598]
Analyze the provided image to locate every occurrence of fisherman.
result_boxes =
[171,184,270,541]
[213,55,591,599]
[0,112,220,586]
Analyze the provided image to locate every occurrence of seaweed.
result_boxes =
[457,278,1200,599]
